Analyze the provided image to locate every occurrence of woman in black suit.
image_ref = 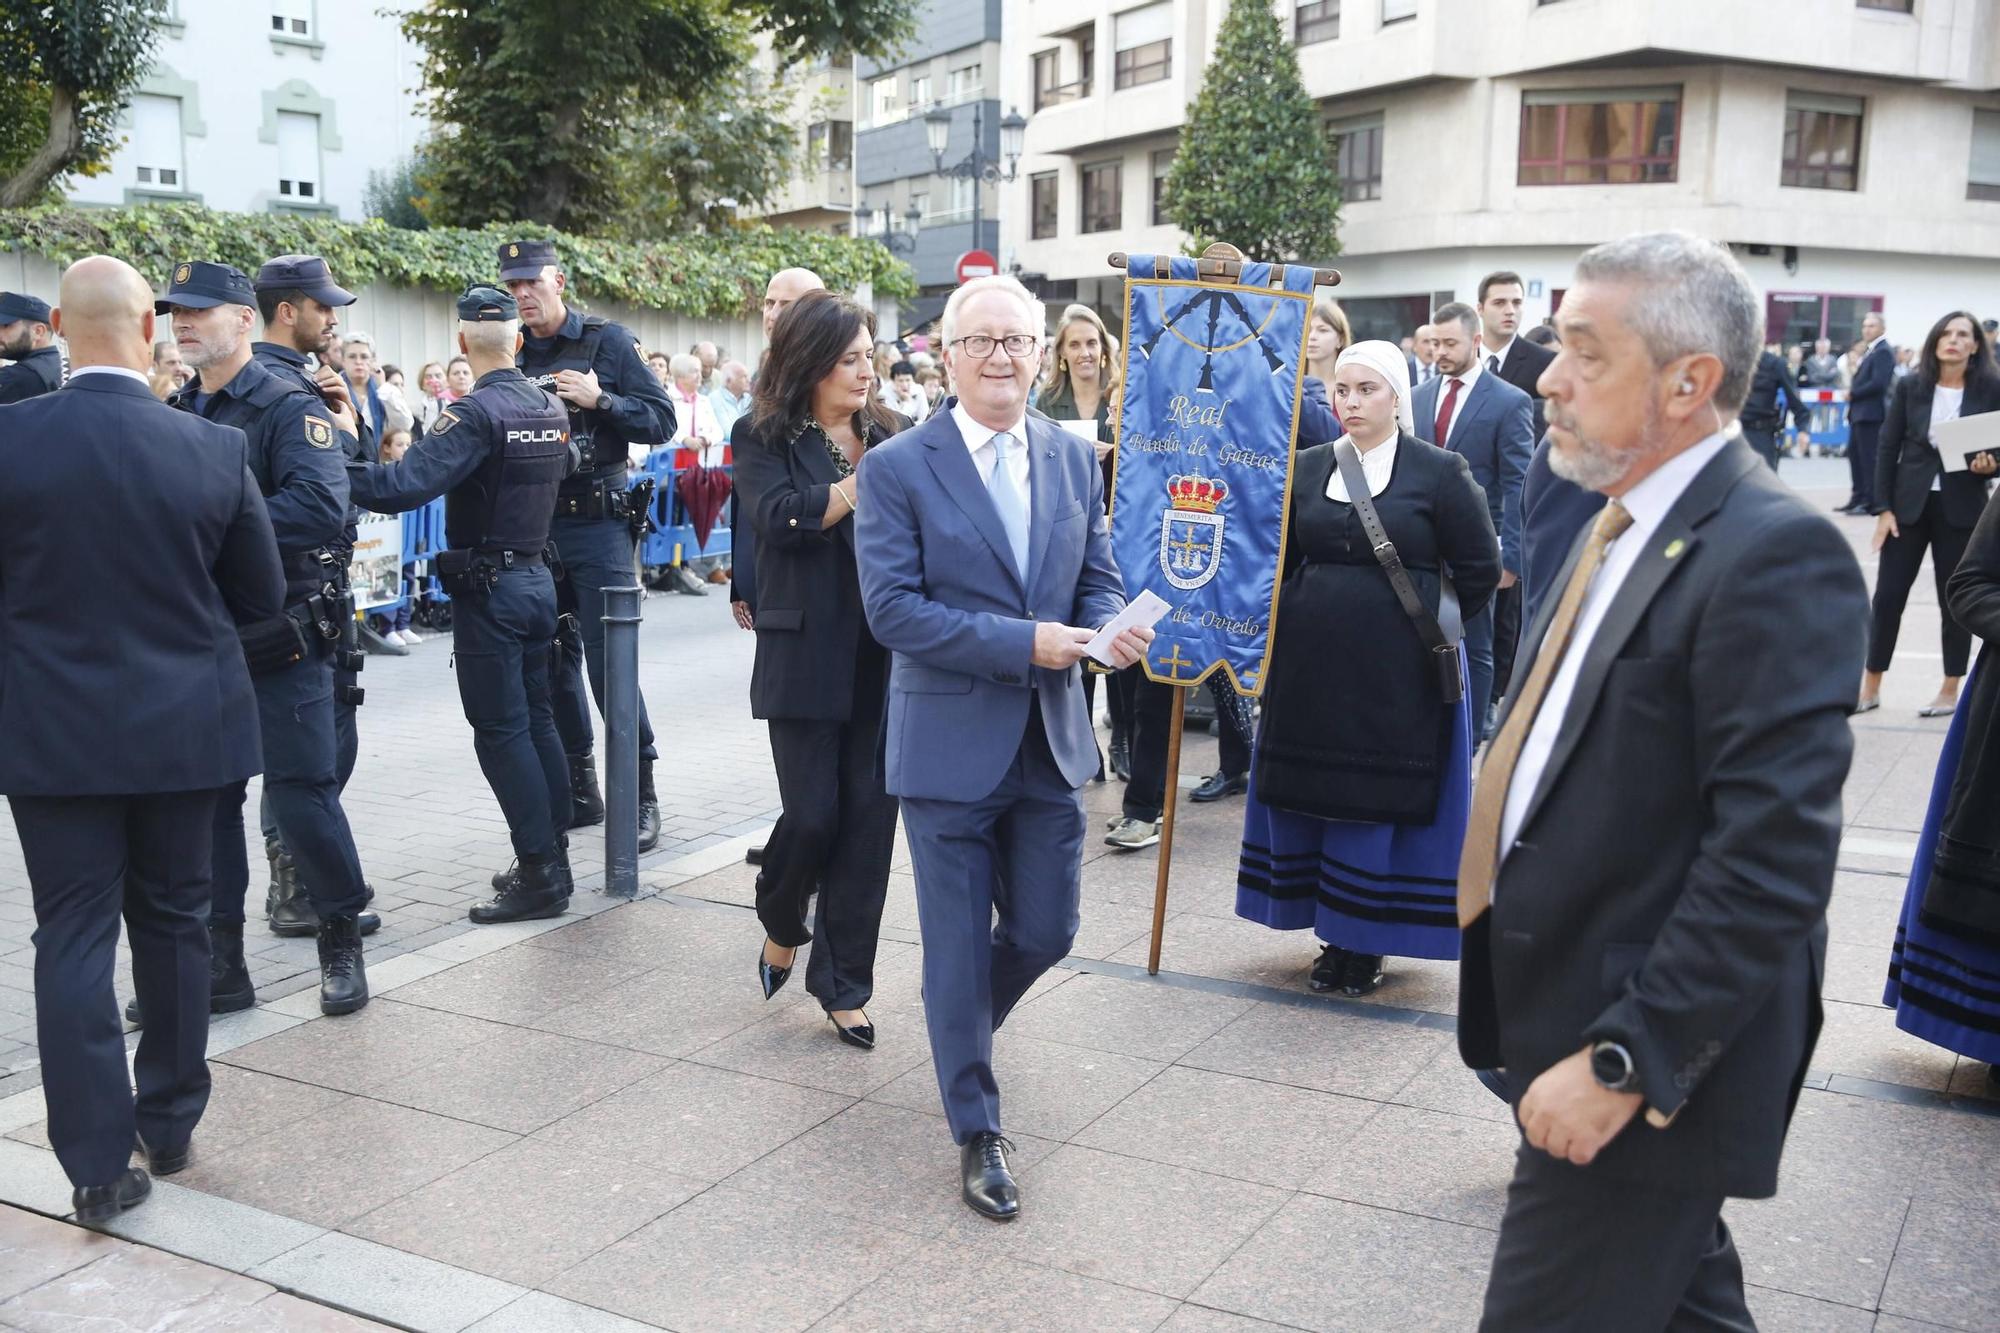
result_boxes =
[1859,311,2000,718]
[734,290,910,1049]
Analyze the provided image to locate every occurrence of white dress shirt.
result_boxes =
[66,365,148,386]
[1928,383,1963,493]
[1325,431,1398,501]
[1432,357,1484,443]
[1497,430,1732,860]
[1483,336,1517,376]
[953,399,1031,521]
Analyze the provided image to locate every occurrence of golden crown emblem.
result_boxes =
[1166,474,1229,514]
[174,263,191,284]
[508,244,519,257]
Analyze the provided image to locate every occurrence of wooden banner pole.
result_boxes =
[1146,686,1191,976]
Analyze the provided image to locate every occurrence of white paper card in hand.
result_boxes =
[1086,589,1172,666]
[1931,411,2000,473]
[1057,418,1098,442]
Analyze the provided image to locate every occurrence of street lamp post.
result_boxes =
[856,202,923,254]
[924,99,1028,262]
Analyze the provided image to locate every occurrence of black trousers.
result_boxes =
[10,789,221,1188]
[1123,672,1254,822]
[1480,1143,1754,1332]
[1847,419,1881,509]
[455,568,571,859]
[1867,493,1974,677]
[756,645,898,1012]
[1489,582,1522,718]
[1740,422,1782,472]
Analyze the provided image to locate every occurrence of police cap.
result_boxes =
[497,239,558,282]
[457,284,519,322]
[156,260,257,314]
[0,291,51,324]
[255,254,356,307]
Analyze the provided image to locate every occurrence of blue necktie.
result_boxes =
[984,432,1030,581]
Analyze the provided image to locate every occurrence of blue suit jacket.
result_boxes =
[1519,433,1607,629]
[855,409,1126,802]
[1847,339,1895,425]
[1412,370,1534,573]
[0,374,284,795]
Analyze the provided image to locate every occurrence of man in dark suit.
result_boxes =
[0,291,63,402]
[855,276,1148,1220]
[1842,312,1894,514]
[1517,435,1605,628]
[1414,301,1535,729]
[1477,272,1559,715]
[1455,232,1868,1329]
[0,257,285,1221]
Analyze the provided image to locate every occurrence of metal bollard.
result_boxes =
[602,583,644,898]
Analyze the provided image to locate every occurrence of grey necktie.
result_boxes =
[1487,354,1501,376]
[983,433,1029,580]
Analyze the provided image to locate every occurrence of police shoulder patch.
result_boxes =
[304,415,334,449]
[432,409,459,435]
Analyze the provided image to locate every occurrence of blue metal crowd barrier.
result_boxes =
[1799,388,1850,455]
[634,452,734,571]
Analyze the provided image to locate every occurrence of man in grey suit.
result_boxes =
[1414,301,1534,731]
[855,275,1150,1220]
[1456,233,1867,1329]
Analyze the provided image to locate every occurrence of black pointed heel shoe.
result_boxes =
[828,1012,876,1050]
[759,942,794,1000]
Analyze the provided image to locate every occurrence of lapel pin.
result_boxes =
[1663,538,1686,559]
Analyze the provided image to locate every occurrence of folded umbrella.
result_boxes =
[677,464,733,551]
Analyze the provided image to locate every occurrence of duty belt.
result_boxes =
[282,585,348,650]
[554,479,635,520]
[473,547,546,569]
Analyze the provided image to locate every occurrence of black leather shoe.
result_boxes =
[828,1012,875,1050]
[209,922,256,1014]
[73,1167,150,1225]
[317,913,370,1016]
[1308,944,1350,993]
[1109,733,1132,782]
[1475,1068,1515,1104]
[1338,952,1386,997]
[961,1132,1019,1221]
[470,854,571,924]
[638,759,662,853]
[135,1134,189,1177]
[1190,771,1248,803]
[568,754,606,828]
[759,939,794,1000]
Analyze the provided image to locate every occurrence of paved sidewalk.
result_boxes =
[0,460,1993,1330]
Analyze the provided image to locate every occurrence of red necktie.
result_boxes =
[1434,376,1462,447]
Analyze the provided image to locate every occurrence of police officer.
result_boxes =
[161,260,374,1015]
[502,240,674,851]
[348,286,576,923]
[249,254,379,936]
[0,291,63,402]
[1742,344,1812,471]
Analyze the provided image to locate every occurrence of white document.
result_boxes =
[1056,418,1098,442]
[1931,410,2000,473]
[1086,589,1173,666]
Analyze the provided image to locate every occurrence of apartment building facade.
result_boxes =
[1001,0,2000,349]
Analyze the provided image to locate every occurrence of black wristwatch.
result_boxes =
[1590,1040,1638,1093]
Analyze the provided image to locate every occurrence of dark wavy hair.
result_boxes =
[751,289,898,438]
[1918,309,1999,387]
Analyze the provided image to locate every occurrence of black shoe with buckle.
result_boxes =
[960,1132,1020,1220]
[1190,771,1249,803]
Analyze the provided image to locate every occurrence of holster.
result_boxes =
[626,476,657,541]
[436,548,499,598]
[239,614,312,675]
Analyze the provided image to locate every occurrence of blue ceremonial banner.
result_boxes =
[1109,254,1314,696]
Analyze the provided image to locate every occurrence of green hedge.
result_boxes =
[0,204,916,316]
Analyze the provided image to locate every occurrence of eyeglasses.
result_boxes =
[951,334,1039,358]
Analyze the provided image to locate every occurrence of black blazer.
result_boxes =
[0,374,285,795]
[1873,373,2000,528]
[736,410,909,721]
[1848,339,1895,425]
[1460,439,1869,1200]
[728,414,758,611]
[1493,336,1557,437]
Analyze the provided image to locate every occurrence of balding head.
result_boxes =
[763,267,824,339]
[54,256,156,374]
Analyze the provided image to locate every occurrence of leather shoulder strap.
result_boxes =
[1333,439,1463,703]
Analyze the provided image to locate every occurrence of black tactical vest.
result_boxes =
[445,379,571,554]
[516,314,625,487]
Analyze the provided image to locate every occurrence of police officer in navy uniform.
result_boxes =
[348,286,577,923]
[1,255,285,1223]
[0,291,63,402]
[160,260,375,1016]
[503,240,675,850]
[249,254,379,935]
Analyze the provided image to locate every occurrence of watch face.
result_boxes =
[1592,1043,1634,1090]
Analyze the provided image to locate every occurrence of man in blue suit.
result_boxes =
[0,257,284,1222]
[1413,302,1534,731]
[855,275,1150,1221]
[1840,312,1894,514]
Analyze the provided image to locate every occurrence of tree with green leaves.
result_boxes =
[402,0,912,233]
[0,0,160,208]
[1161,0,1340,263]
[609,72,799,237]
[365,151,432,231]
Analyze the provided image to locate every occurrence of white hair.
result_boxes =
[941,274,1046,348]
[1572,231,1761,415]
[667,352,701,380]
[342,331,375,351]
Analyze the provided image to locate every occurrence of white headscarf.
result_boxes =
[1332,339,1415,434]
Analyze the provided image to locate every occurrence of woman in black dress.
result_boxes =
[1236,340,1499,996]
[734,291,910,1049]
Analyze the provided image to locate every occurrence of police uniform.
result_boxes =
[1741,348,1811,472]
[349,285,577,923]
[161,261,373,1017]
[502,240,675,849]
[0,292,63,404]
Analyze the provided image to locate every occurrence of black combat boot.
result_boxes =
[569,753,606,828]
[209,922,256,1014]
[265,837,317,937]
[638,759,661,853]
[316,913,369,1016]
[469,852,572,924]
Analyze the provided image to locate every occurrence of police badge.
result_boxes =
[1159,474,1229,591]
[174,263,192,285]
[304,416,335,449]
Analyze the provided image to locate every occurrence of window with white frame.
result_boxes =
[1969,109,2000,201]
[948,62,983,104]
[868,75,898,126]
[131,93,185,190]
[949,176,976,217]
[276,110,321,201]
[270,0,311,38]
[909,73,932,112]
[1382,0,1416,23]
[1114,3,1172,90]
